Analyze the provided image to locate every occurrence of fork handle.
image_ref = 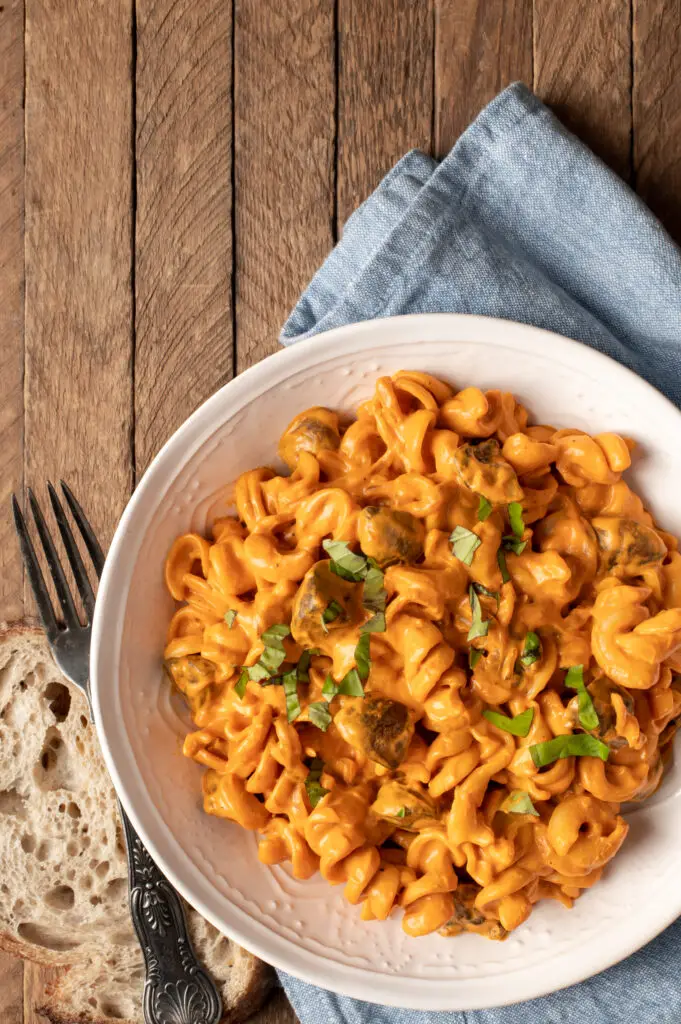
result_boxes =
[120,804,223,1024]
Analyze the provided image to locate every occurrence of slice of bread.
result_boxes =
[0,624,274,1023]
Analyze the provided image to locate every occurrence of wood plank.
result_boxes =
[0,0,25,622]
[337,0,434,225]
[249,988,299,1024]
[0,952,23,1024]
[135,0,233,475]
[533,0,632,180]
[23,962,58,1024]
[435,0,532,157]
[234,0,335,370]
[23,0,134,550]
[633,0,681,244]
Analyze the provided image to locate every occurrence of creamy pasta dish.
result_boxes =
[163,371,681,940]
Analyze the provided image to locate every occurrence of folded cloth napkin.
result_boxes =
[278,83,681,1023]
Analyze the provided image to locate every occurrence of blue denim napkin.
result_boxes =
[278,83,681,1022]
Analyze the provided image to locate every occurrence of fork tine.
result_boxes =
[12,495,60,639]
[59,481,105,579]
[48,482,96,622]
[27,488,80,629]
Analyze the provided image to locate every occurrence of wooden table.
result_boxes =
[1,1,680,1020]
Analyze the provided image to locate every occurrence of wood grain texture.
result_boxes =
[0,0,25,621]
[533,0,632,179]
[633,0,681,243]
[435,0,532,156]
[23,962,57,1024]
[337,0,434,226]
[249,987,299,1024]
[23,0,134,550]
[135,0,233,475]
[0,952,23,1024]
[234,0,335,370]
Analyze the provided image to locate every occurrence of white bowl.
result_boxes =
[91,314,681,1011]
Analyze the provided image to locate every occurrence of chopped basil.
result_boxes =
[248,623,290,681]
[305,758,329,808]
[501,790,539,816]
[322,674,338,700]
[234,668,248,699]
[473,582,499,603]
[508,502,525,539]
[361,564,386,633]
[530,733,609,768]
[477,495,493,522]
[224,609,237,628]
[450,525,481,566]
[322,600,343,630]
[498,548,511,583]
[396,807,407,818]
[322,539,367,581]
[520,632,542,668]
[467,585,489,642]
[296,649,314,684]
[339,669,365,696]
[482,706,534,737]
[355,632,371,681]
[283,670,301,722]
[361,611,386,633]
[565,665,599,731]
[308,701,332,731]
[502,536,527,555]
[469,648,483,669]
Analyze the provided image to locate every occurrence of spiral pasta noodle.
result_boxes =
[163,371,681,940]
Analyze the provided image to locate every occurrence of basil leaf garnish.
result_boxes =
[224,609,237,628]
[338,669,364,696]
[498,548,510,583]
[354,632,371,681]
[305,758,329,807]
[503,536,527,555]
[360,611,386,634]
[473,582,499,602]
[477,495,493,522]
[530,733,609,768]
[283,669,301,722]
[469,648,483,669]
[501,790,539,816]
[234,668,248,699]
[450,525,481,566]
[246,623,291,682]
[396,807,406,818]
[322,600,343,629]
[322,539,367,581]
[482,706,534,737]
[308,701,332,731]
[565,665,599,731]
[508,501,525,539]
[361,564,386,633]
[467,585,489,641]
[520,631,541,668]
[322,674,338,700]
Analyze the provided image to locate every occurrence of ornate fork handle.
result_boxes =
[120,807,222,1024]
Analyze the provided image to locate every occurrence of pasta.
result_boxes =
[163,371,681,940]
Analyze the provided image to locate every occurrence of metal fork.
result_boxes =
[13,483,222,1024]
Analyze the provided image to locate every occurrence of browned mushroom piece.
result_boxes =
[452,439,523,503]
[164,654,215,714]
[357,506,425,567]
[370,779,439,830]
[290,559,361,648]
[591,516,667,577]
[278,407,341,469]
[439,883,508,940]
[334,698,414,769]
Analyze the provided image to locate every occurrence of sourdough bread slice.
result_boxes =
[0,625,273,1023]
